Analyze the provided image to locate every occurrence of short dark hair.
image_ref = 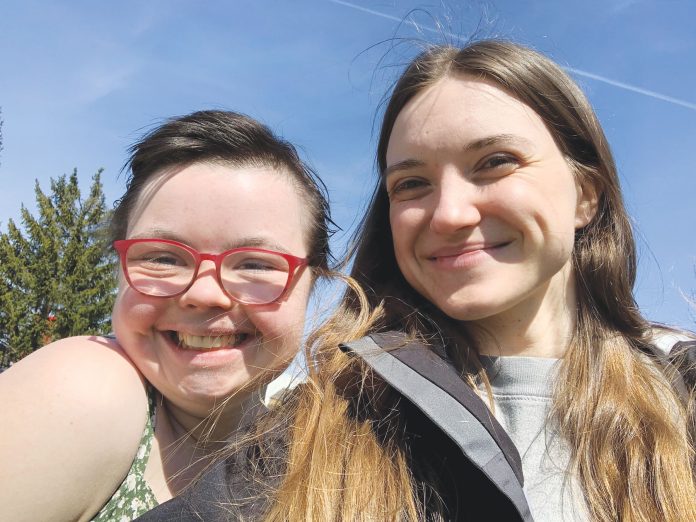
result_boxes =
[111,110,332,271]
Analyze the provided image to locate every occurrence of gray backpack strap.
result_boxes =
[341,334,534,522]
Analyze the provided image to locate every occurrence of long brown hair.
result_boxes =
[349,40,696,521]
[231,42,695,521]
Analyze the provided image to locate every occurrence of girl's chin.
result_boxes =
[181,379,255,403]
[435,298,504,323]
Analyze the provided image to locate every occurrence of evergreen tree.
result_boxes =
[0,170,117,365]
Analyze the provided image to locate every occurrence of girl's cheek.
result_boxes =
[250,285,312,345]
[112,288,162,338]
[251,308,303,341]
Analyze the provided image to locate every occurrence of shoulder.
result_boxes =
[0,336,150,521]
[1,335,147,424]
[649,326,696,355]
[645,326,696,400]
[6,334,136,373]
[653,329,696,391]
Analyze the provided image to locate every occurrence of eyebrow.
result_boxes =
[128,229,186,242]
[231,236,292,254]
[384,158,427,178]
[383,133,533,178]
[465,133,532,152]
[128,230,292,253]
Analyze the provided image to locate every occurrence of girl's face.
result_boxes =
[385,76,596,329]
[112,162,313,415]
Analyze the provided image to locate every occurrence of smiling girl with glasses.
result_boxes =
[0,110,332,521]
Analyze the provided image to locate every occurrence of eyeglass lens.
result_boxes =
[123,241,291,304]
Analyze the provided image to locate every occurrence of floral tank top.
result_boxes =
[91,385,158,521]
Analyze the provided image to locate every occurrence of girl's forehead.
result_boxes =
[409,76,538,123]
[126,163,311,255]
[387,76,549,159]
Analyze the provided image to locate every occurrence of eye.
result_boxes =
[238,260,275,271]
[477,153,520,172]
[387,177,429,199]
[138,252,188,267]
[232,255,287,272]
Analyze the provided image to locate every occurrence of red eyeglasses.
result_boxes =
[113,238,308,305]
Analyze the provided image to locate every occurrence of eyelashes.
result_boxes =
[387,152,522,200]
[477,153,521,171]
[388,177,428,196]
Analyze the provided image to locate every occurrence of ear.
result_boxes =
[574,178,599,229]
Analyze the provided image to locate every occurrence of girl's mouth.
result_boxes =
[166,331,250,350]
[428,241,512,261]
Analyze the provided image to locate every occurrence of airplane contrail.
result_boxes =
[563,66,696,111]
[328,0,696,112]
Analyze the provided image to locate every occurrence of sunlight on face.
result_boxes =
[386,75,595,328]
[112,163,314,415]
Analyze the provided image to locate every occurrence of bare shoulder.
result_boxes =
[649,325,696,354]
[1,335,147,427]
[0,336,150,521]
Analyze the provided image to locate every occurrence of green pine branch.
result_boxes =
[0,170,117,365]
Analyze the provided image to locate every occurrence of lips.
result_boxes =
[427,240,512,260]
[165,330,250,350]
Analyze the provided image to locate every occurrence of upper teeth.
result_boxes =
[177,333,239,349]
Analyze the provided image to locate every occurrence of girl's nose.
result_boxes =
[178,260,234,310]
[429,174,482,235]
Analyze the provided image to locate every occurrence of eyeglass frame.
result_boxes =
[112,238,309,305]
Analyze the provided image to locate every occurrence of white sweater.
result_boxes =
[479,355,589,522]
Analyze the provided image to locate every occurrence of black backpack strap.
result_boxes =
[341,332,533,522]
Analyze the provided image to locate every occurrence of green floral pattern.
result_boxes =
[91,387,158,521]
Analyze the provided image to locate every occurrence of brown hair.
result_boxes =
[349,40,695,521]
[228,42,695,521]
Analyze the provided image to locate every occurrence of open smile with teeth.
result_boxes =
[169,331,250,350]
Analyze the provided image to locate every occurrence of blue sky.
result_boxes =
[1,0,695,329]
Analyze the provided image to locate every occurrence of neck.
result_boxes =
[152,391,260,497]
[160,389,258,449]
[472,265,578,358]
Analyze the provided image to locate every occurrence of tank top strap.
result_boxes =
[91,383,159,520]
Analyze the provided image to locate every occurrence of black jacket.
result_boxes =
[136,332,535,521]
